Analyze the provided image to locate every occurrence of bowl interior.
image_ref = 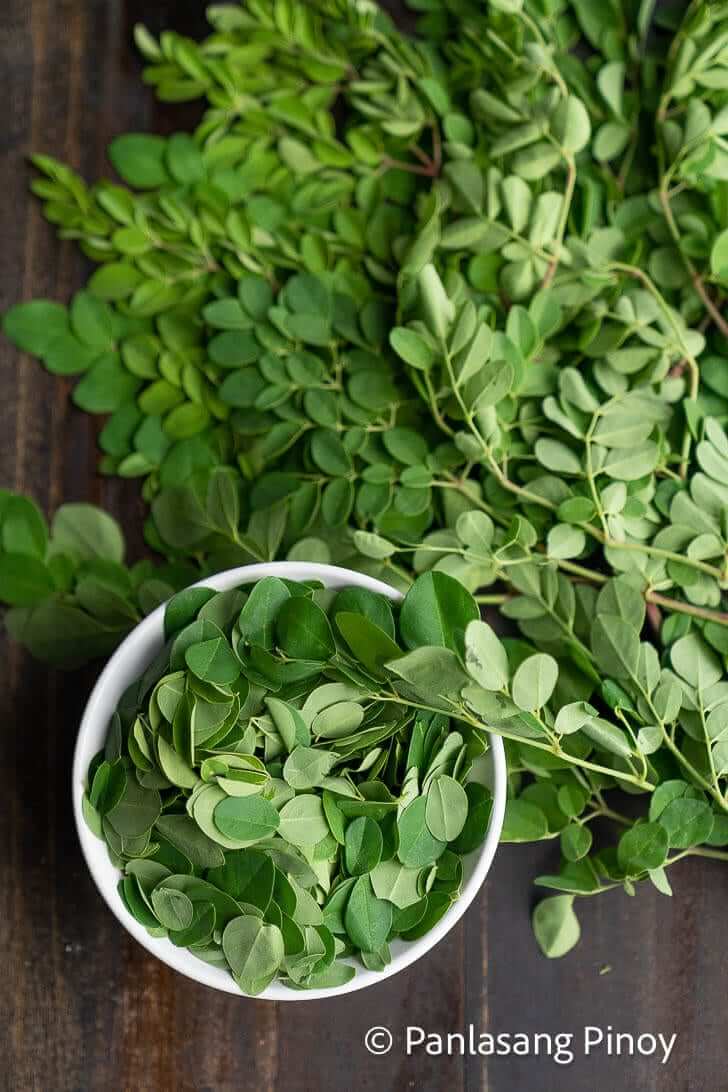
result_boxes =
[73,562,506,1000]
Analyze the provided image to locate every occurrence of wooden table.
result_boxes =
[0,3,722,1090]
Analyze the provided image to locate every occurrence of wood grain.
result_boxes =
[0,3,724,1091]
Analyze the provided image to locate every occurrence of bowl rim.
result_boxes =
[73,561,506,1001]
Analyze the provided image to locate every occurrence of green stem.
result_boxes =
[541,155,576,288]
[584,414,609,537]
[378,691,655,791]
[658,186,728,341]
[423,372,454,437]
[608,260,700,476]
[488,455,723,580]
[598,805,632,827]
[556,558,607,584]
[647,593,728,627]
[660,725,728,813]
[669,846,728,864]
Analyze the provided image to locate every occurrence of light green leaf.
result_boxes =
[463,619,509,691]
[511,654,559,711]
[532,896,580,958]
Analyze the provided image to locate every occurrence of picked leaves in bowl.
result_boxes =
[83,572,499,994]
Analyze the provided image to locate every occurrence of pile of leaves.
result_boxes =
[5,0,728,957]
[86,572,501,993]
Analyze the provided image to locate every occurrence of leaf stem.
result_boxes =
[379,153,438,178]
[658,175,728,340]
[659,726,728,812]
[487,454,723,580]
[608,260,700,476]
[377,690,655,791]
[555,558,607,584]
[646,593,728,627]
[669,846,728,864]
[541,154,576,289]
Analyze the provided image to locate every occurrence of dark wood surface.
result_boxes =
[0,3,723,1091]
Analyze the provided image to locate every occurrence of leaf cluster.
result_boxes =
[4,0,728,960]
[84,573,496,993]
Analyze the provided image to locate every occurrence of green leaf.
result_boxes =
[711,228,728,279]
[266,696,311,751]
[400,571,478,654]
[50,504,125,563]
[557,496,596,524]
[6,600,124,667]
[92,262,144,301]
[344,875,392,952]
[207,850,275,907]
[425,776,469,842]
[551,96,591,154]
[580,717,632,758]
[278,795,329,846]
[547,524,586,559]
[310,430,352,476]
[322,792,347,846]
[450,783,492,854]
[501,800,548,842]
[532,896,580,958]
[464,620,509,691]
[386,647,470,710]
[2,496,47,557]
[597,577,645,632]
[511,654,558,711]
[90,760,126,815]
[671,633,723,692]
[603,442,658,481]
[154,814,224,869]
[42,333,99,375]
[554,702,595,735]
[213,795,280,843]
[591,615,640,681]
[283,746,337,791]
[73,354,140,412]
[597,61,625,117]
[222,915,284,994]
[151,886,195,931]
[389,327,436,370]
[352,530,396,560]
[397,797,446,867]
[2,300,68,355]
[657,798,714,850]
[70,293,114,350]
[418,264,455,340]
[335,612,402,676]
[534,439,582,475]
[164,587,216,639]
[106,777,161,838]
[209,331,259,368]
[166,132,206,184]
[108,133,170,188]
[0,554,55,605]
[239,576,290,648]
[370,860,422,909]
[560,823,592,862]
[617,822,669,874]
[332,588,394,637]
[185,637,241,685]
[276,597,335,661]
[344,816,383,876]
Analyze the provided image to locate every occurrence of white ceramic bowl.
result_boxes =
[73,562,506,1000]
